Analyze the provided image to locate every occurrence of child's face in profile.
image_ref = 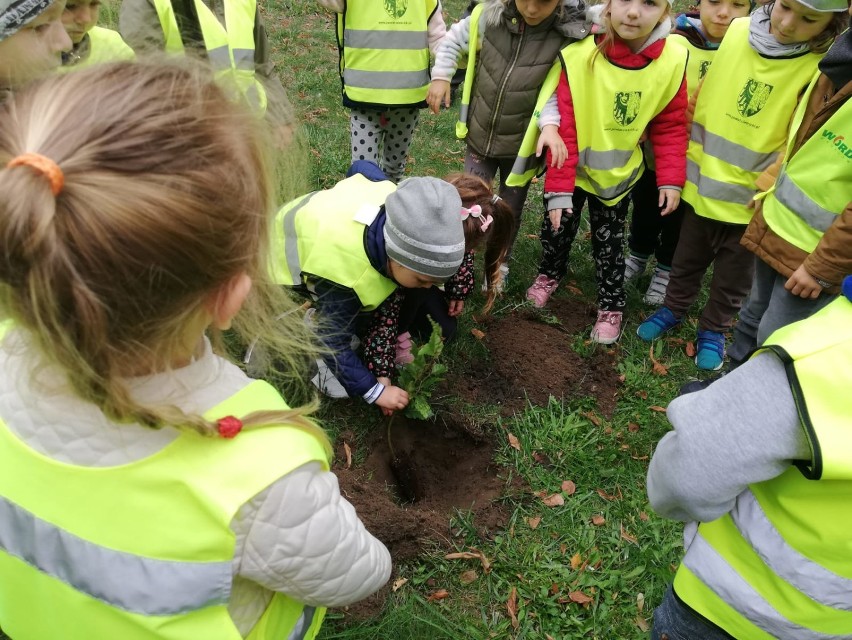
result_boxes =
[387,261,442,289]
[769,0,833,44]
[514,0,562,25]
[700,0,751,42]
[0,0,71,88]
[62,0,101,45]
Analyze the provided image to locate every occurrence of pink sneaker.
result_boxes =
[591,310,623,345]
[395,331,414,365]
[526,275,559,308]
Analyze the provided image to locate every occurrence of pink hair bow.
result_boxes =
[460,204,494,232]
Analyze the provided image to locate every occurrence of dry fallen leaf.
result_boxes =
[507,587,519,631]
[570,552,583,570]
[595,487,622,501]
[459,570,478,585]
[649,345,669,376]
[591,515,606,526]
[636,592,645,613]
[583,411,602,427]
[649,405,667,413]
[343,442,352,470]
[427,589,449,602]
[568,590,594,607]
[392,577,408,592]
[566,285,584,296]
[528,516,542,530]
[546,635,556,640]
[628,422,640,433]
[620,524,638,545]
[470,328,486,340]
[635,616,650,632]
[526,233,539,239]
[561,480,577,495]
[559,543,568,556]
[639,511,649,521]
[685,340,696,357]
[444,549,492,573]
[508,433,521,451]
[541,493,565,507]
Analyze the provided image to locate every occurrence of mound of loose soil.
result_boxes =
[451,297,620,417]
[333,416,516,619]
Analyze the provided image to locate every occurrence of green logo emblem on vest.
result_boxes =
[698,60,711,81]
[613,92,641,126]
[384,0,408,18]
[737,79,774,117]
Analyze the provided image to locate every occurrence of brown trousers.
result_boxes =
[664,204,755,333]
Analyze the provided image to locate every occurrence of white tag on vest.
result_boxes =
[353,203,381,226]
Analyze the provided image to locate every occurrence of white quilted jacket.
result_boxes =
[0,335,392,637]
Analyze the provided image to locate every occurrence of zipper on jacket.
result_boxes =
[485,21,525,156]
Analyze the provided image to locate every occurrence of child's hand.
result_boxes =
[376,378,410,415]
[448,299,465,317]
[785,265,823,299]
[548,208,571,232]
[427,80,451,114]
[536,124,567,168]
[658,189,681,216]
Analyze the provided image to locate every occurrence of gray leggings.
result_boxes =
[349,108,419,183]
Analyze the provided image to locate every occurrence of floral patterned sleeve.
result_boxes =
[363,289,404,379]
[444,251,475,301]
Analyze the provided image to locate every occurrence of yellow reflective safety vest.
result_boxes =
[272,174,398,311]
[682,17,823,225]
[759,70,852,254]
[60,26,135,71]
[152,0,267,112]
[337,0,438,107]
[668,33,715,97]
[673,295,852,640]
[0,379,330,640]
[455,2,485,140]
[509,36,686,199]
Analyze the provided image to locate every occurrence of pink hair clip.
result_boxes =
[461,204,493,233]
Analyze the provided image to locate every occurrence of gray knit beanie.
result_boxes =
[1,0,53,40]
[383,177,466,281]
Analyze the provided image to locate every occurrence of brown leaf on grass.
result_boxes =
[620,524,638,545]
[649,345,669,376]
[561,480,577,495]
[591,515,606,526]
[528,516,542,529]
[343,442,352,470]
[567,590,594,607]
[526,233,540,239]
[636,592,645,613]
[546,635,556,640]
[470,328,486,340]
[508,433,521,451]
[685,341,696,357]
[427,589,449,601]
[392,577,408,592]
[583,411,602,427]
[302,107,329,123]
[628,422,640,433]
[639,511,649,521]
[566,285,584,296]
[507,587,520,630]
[444,549,492,573]
[649,405,667,413]
[531,176,539,184]
[559,543,568,556]
[595,487,622,501]
[635,616,650,632]
[541,493,565,507]
[549,583,559,595]
[459,570,478,585]
[635,390,649,400]
[570,552,583,570]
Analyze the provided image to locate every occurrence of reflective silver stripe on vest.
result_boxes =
[773,171,837,233]
[731,490,852,610]
[343,69,430,90]
[283,192,319,285]
[692,122,776,172]
[578,147,635,171]
[206,46,254,70]
[577,163,642,202]
[510,152,538,178]
[687,159,755,205]
[684,534,850,640]
[289,606,317,640]
[0,496,231,616]
[343,29,427,50]
[459,104,469,124]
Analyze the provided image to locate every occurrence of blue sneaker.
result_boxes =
[695,330,725,371]
[636,306,681,341]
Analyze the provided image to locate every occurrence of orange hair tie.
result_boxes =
[6,152,64,196]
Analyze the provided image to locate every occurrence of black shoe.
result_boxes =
[678,357,745,396]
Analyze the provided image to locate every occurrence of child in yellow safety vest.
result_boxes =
[61,0,134,68]
[524,0,689,345]
[0,61,390,640]
[0,0,70,93]
[637,0,849,371]
[624,0,751,306]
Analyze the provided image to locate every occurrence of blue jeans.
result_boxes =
[651,585,734,640]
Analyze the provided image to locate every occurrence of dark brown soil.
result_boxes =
[331,296,621,620]
[450,297,620,417]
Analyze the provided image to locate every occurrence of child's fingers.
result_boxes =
[548,208,562,232]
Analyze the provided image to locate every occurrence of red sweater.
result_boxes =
[544,36,688,203]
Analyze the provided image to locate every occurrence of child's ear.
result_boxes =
[206,272,252,330]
